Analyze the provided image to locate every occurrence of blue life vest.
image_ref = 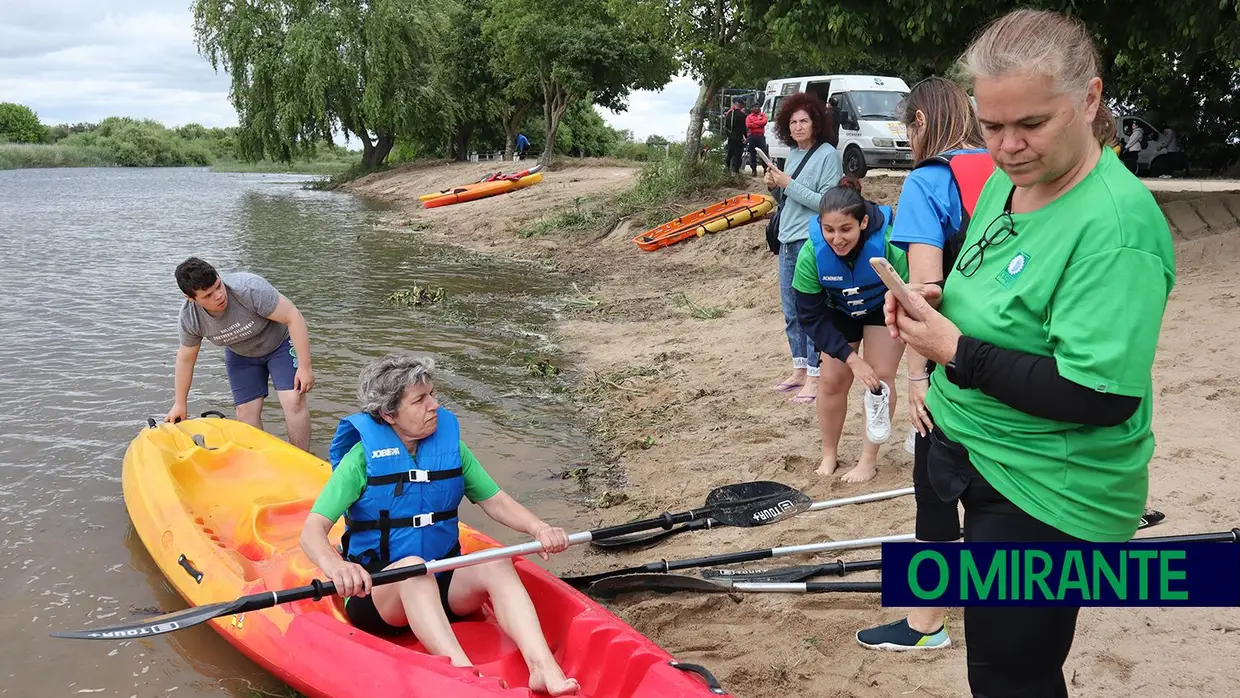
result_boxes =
[807,204,895,318]
[328,407,465,570]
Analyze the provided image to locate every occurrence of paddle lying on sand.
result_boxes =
[590,487,916,551]
[589,573,882,598]
[700,558,882,584]
[50,479,813,641]
[572,511,1177,591]
[561,532,915,589]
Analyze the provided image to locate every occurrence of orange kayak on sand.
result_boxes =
[418,165,544,202]
[120,415,724,698]
[422,169,545,208]
[633,194,775,251]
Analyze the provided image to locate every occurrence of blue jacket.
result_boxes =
[328,407,464,570]
[807,203,895,318]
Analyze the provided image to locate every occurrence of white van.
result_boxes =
[761,74,912,178]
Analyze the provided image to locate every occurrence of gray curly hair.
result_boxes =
[357,353,436,420]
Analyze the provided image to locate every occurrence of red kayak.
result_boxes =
[121,417,725,698]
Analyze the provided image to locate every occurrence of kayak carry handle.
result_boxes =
[146,418,157,429]
[669,661,728,695]
[178,554,204,584]
[200,410,227,419]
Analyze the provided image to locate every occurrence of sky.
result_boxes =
[0,1,698,143]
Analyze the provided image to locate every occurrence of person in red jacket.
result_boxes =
[745,106,770,176]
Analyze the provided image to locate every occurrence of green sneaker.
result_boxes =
[856,618,951,651]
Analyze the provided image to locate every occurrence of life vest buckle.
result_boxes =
[411,513,435,528]
[407,468,431,483]
[841,286,861,297]
[847,299,865,306]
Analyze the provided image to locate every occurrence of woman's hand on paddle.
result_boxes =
[887,291,962,366]
[845,354,881,391]
[324,559,372,598]
[531,523,570,561]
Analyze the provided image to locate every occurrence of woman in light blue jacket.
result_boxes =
[765,92,844,405]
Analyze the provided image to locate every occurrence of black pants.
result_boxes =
[747,134,769,174]
[725,137,744,172]
[926,426,1083,698]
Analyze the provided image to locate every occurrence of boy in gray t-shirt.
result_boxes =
[167,257,315,451]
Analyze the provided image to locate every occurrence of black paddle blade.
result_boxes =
[588,573,728,598]
[1140,509,1165,529]
[589,517,713,551]
[705,481,812,527]
[50,598,245,640]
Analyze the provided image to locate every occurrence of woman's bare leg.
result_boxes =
[815,347,859,476]
[840,327,906,484]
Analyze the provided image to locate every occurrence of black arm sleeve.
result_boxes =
[794,289,854,363]
[949,336,1140,427]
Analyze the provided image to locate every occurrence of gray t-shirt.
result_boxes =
[179,272,290,358]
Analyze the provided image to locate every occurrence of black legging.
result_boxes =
[926,426,1082,698]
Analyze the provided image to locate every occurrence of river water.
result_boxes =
[0,167,588,696]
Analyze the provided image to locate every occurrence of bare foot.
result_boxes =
[529,665,580,696]
[839,457,877,484]
[816,453,839,476]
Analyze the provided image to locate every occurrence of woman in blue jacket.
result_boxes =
[793,176,907,483]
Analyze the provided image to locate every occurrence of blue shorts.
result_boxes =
[223,336,297,406]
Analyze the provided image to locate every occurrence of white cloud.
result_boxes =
[0,0,701,142]
[596,73,700,143]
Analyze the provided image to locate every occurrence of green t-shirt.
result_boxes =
[792,223,909,299]
[925,147,1176,542]
[310,440,501,522]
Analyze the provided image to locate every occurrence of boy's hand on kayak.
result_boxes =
[165,402,187,423]
[531,524,570,560]
[325,560,372,597]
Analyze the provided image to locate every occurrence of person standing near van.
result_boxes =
[723,98,748,173]
[167,257,315,452]
[764,92,843,405]
[745,106,770,176]
[854,75,991,652]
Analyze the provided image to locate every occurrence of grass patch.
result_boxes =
[384,285,446,307]
[670,292,726,319]
[211,153,356,175]
[0,142,116,169]
[519,197,606,238]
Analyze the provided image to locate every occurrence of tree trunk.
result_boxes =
[452,124,474,162]
[541,85,571,167]
[372,132,395,168]
[501,101,532,161]
[683,79,720,167]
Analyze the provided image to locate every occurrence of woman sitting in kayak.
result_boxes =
[793,176,908,483]
[300,353,579,696]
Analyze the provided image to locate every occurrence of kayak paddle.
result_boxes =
[699,558,882,584]
[587,573,882,598]
[50,479,812,641]
[590,486,915,551]
[560,532,915,589]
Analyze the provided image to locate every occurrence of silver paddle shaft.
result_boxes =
[422,531,596,574]
[771,532,915,557]
[806,487,914,513]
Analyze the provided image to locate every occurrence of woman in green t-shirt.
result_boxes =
[883,9,1175,696]
[793,176,908,484]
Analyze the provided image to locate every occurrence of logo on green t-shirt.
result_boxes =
[996,250,1031,287]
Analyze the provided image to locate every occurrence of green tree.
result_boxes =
[0,103,50,144]
[192,0,443,169]
[485,0,676,165]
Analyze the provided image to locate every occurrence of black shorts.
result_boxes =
[344,548,463,637]
[829,308,886,344]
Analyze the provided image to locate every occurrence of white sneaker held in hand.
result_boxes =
[864,381,892,444]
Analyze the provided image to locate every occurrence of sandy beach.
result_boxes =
[345,160,1240,698]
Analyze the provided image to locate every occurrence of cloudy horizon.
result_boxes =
[0,1,697,144]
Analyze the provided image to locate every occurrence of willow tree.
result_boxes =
[192,0,443,169]
[485,0,676,165]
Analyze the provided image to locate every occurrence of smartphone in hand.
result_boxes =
[755,148,774,168]
[869,257,924,321]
